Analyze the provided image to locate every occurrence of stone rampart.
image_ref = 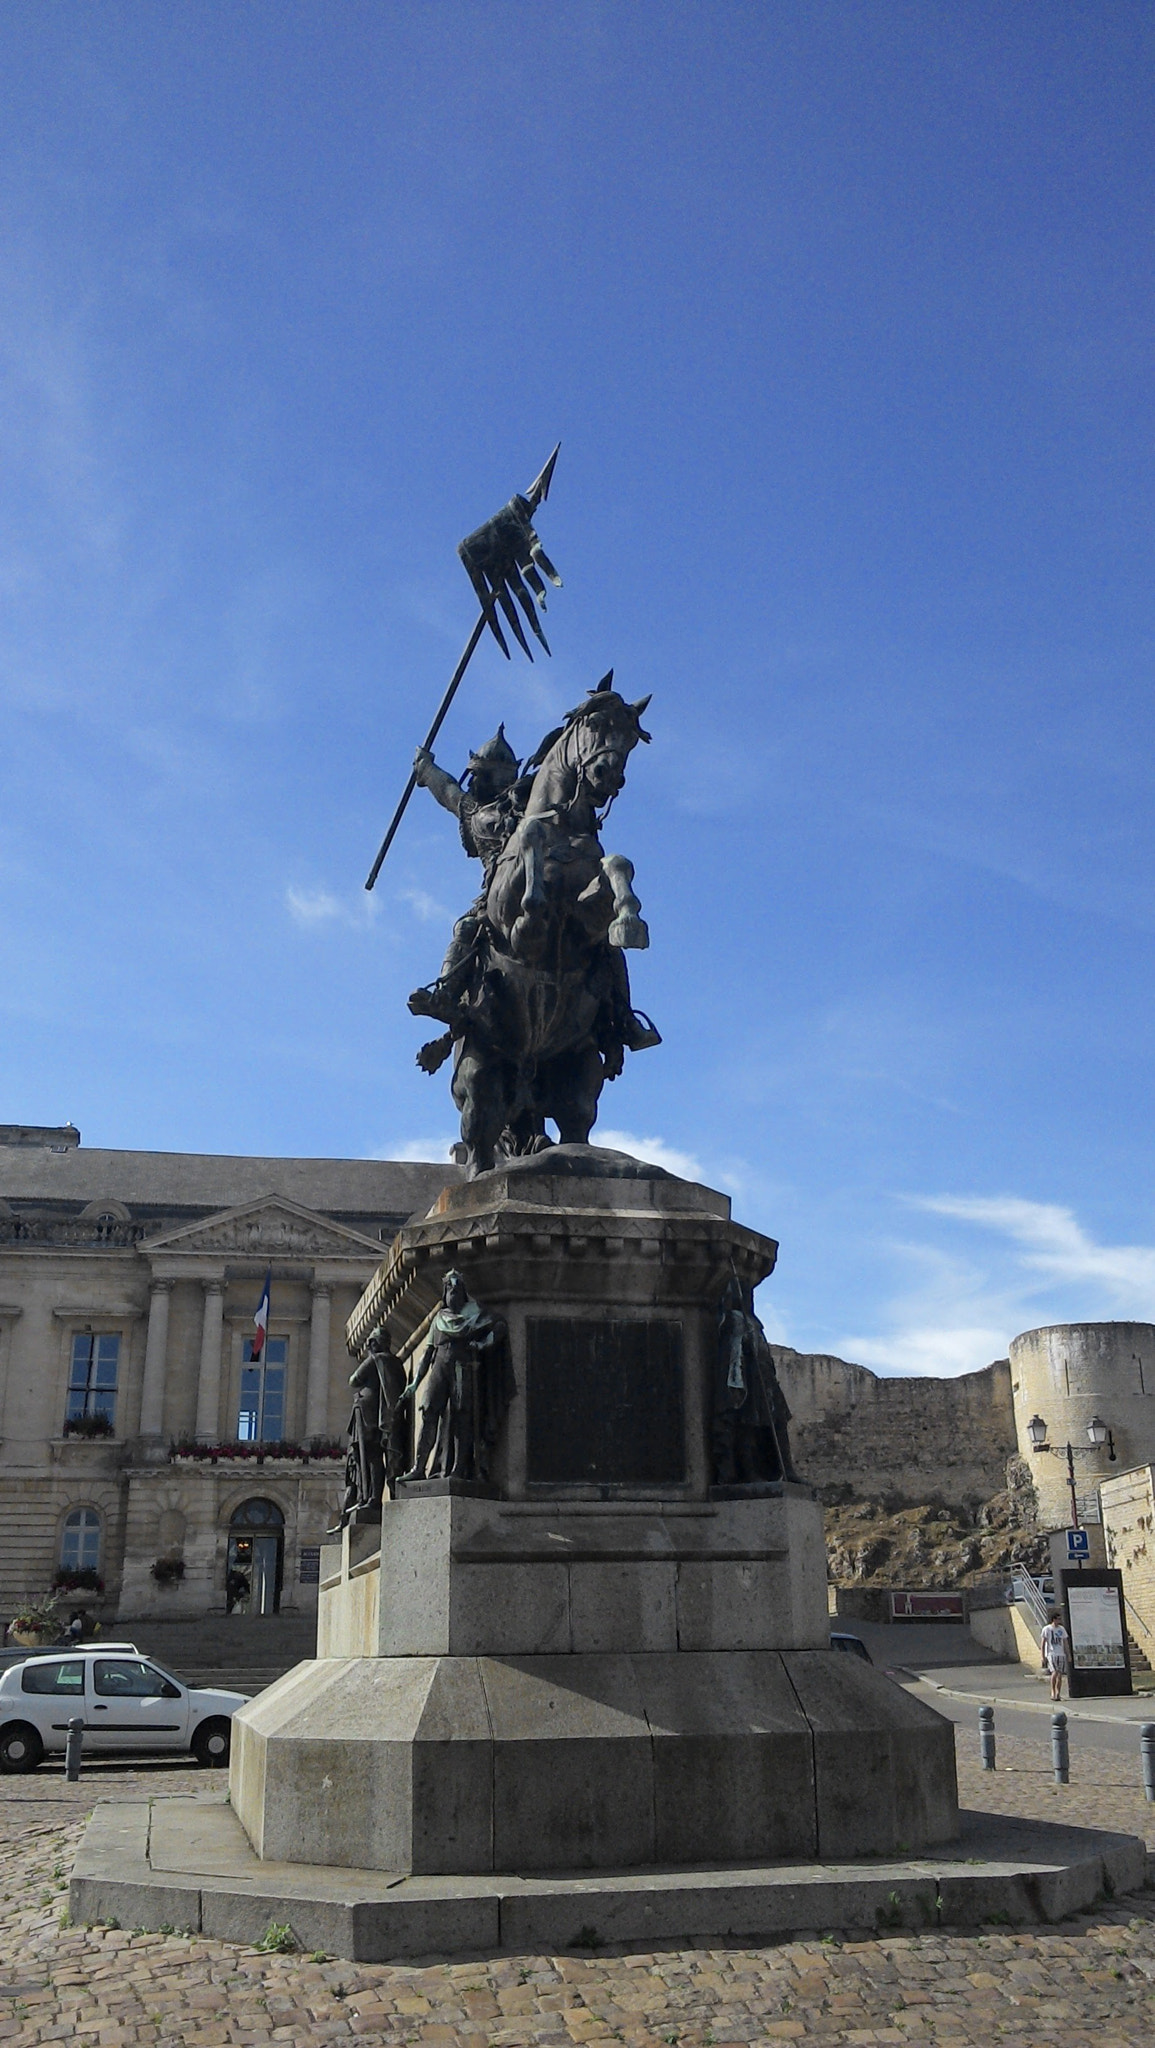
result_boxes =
[770,1347,1016,1506]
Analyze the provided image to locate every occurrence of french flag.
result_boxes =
[251,1270,271,1361]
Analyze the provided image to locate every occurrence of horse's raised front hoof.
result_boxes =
[608,911,650,950]
[416,1033,454,1074]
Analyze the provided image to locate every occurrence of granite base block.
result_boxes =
[230,1648,957,1874]
[71,1797,1149,1964]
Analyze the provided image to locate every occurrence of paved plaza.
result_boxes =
[2,1720,1155,2046]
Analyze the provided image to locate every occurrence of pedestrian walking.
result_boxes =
[1041,1609,1071,1701]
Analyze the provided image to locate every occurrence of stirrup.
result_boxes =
[624,1008,662,1052]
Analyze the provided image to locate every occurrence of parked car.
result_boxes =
[830,1632,873,1662]
[0,1646,248,1772]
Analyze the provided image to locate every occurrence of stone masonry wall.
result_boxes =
[771,1347,1017,1507]
[1101,1465,1155,1665]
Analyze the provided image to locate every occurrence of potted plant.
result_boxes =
[150,1558,186,1585]
[6,1593,60,1647]
[52,1567,105,1597]
[62,1413,115,1439]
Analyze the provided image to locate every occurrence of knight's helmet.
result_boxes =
[465,723,519,791]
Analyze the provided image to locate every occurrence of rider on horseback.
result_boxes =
[408,724,525,1028]
[408,680,660,1172]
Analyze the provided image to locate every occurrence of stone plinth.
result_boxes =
[231,1148,959,1876]
[365,1491,826,1657]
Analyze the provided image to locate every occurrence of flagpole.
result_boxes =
[364,608,489,891]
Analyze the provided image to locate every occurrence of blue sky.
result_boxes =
[2,2,1154,1373]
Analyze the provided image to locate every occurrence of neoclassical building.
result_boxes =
[0,1125,454,1622]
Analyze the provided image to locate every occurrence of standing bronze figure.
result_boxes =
[340,1327,407,1521]
[400,1270,516,1484]
[712,1277,800,1487]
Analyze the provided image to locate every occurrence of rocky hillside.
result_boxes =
[823,1459,1049,1588]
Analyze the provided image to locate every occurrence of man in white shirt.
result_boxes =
[1041,1610,1071,1701]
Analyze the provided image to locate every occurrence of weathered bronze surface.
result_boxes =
[712,1278,800,1487]
[410,675,660,1174]
[338,1328,407,1524]
[399,1270,516,1484]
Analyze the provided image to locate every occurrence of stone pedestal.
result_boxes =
[231,1148,958,1875]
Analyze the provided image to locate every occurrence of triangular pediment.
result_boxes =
[141,1194,385,1260]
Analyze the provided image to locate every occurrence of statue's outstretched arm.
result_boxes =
[414,747,464,818]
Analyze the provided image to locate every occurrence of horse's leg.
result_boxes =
[452,1047,509,1178]
[548,1042,606,1148]
[509,815,551,962]
[603,853,649,950]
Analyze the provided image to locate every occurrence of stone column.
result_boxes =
[194,1278,226,1444]
[138,1280,173,1439]
[305,1283,332,1441]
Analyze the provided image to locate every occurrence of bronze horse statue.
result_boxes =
[410,675,659,1176]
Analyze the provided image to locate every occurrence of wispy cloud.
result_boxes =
[398,884,450,924]
[285,884,378,930]
[367,1136,457,1163]
[846,1320,1012,1380]
[911,1194,1155,1302]
[837,1194,1155,1378]
[597,1128,703,1180]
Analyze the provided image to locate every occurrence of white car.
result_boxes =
[0,1645,248,1772]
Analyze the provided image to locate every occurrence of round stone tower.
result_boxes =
[1010,1322,1155,1529]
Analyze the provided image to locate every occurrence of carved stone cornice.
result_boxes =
[345,1162,777,1360]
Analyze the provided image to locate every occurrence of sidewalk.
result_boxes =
[898,1657,1155,1725]
[837,1618,1155,1724]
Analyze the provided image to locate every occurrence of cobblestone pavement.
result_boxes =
[3,1728,1155,2046]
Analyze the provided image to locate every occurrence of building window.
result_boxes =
[60,1507,101,1574]
[238,1337,288,1443]
[66,1332,120,1427]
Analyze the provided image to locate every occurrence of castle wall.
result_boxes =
[771,1347,1017,1506]
[1101,1465,1155,1668]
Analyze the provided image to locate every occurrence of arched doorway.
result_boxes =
[225,1498,284,1616]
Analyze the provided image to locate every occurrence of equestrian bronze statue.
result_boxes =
[409,676,659,1175]
[363,452,660,1175]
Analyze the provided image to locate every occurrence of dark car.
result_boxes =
[830,1632,873,1662]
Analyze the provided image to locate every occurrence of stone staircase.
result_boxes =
[115,1614,317,1696]
[1127,1630,1153,1674]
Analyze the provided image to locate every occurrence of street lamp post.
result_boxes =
[1065,1443,1079,1530]
[1025,1414,1116,1532]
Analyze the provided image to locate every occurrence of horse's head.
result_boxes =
[526,671,651,817]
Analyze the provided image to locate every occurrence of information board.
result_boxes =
[1060,1567,1132,1697]
[1067,1583,1125,1667]
[889,1590,965,1621]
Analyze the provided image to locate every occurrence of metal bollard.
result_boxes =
[979,1703,996,1771]
[64,1716,83,1783]
[1141,1723,1155,1803]
[1051,1709,1069,1785]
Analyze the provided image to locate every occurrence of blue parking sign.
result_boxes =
[1066,1528,1091,1561]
